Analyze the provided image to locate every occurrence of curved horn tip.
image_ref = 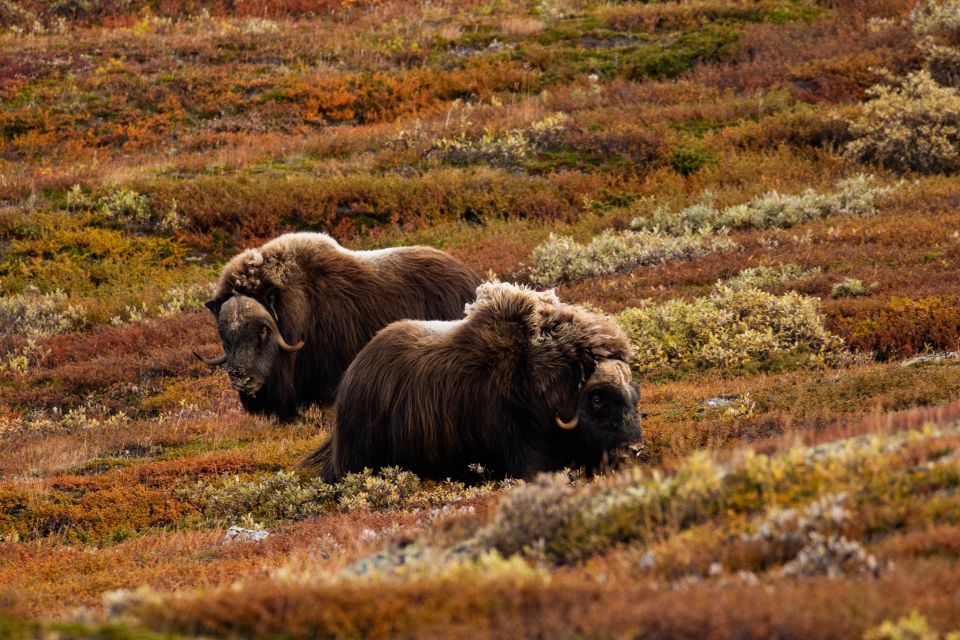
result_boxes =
[279,339,305,353]
[194,350,227,366]
[556,414,579,430]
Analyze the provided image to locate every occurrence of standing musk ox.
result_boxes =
[194,232,481,420]
[301,281,642,482]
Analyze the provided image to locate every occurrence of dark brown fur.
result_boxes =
[302,282,642,481]
[201,232,481,420]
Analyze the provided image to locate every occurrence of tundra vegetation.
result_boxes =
[3,0,960,636]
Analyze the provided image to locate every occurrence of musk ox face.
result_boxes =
[556,359,642,454]
[195,295,303,397]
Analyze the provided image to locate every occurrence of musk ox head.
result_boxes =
[194,294,303,397]
[555,358,642,455]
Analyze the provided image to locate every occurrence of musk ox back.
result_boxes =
[302,281,642,482]
[194,232,481,420]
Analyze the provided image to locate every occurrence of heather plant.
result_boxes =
[528,229,735,286]
[615,286,845,375]
[723,264,820,291]
[0,288,85,337]
[633,175,893,234]
[844,71,960,174]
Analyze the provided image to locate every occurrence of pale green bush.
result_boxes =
[830,277,875,298]
[157,283,215,317]
[911,0,960,35]
[723,264,820,291]
[844,70,960,173]
[432,113,569,167]
[0,288,85,337]
[615,286,845,374]
[337,467,421,512]
[182,471,334,523]
[529,229,735,286]
[633,175,892,234]
[477,473,580,558]
[183,467,442,524]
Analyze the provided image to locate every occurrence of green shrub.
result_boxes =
[336,467,421,512]
[830,277,875,299]
[615,285,845,375]
[479,422,960,564]
[156,283,215,317]
[0,288,85,337]
[528,229,735,286]
[181,471,334,524]
[723,264,820,291]
[668,144,714,176]
[844,71,960,174]
[477,474,580,558]
[633,175,892,234]
[431,113,570,167]
[182,467,478,524]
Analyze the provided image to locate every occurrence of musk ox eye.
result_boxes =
[590,394,604,411]
[258,325,270,343]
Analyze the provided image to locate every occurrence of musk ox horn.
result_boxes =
[194,350,227,366]
[555,413,579,430]
[263,313,305,353]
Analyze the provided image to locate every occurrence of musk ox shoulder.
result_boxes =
[302,281,642,482]
[195,232,481,420]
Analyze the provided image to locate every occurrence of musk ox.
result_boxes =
[194,232,481,420]
[301,281,642,482]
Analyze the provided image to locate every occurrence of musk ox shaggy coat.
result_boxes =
[302,281,642,482]
[195,232,481,420]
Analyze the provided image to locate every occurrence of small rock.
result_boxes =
[705,396,736,409]
[223,526,270,543]
[899,351,959,367]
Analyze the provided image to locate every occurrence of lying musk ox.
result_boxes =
[194,232,481,420]
[302,281,642,481]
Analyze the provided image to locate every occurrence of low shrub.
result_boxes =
[528,229,735,286]
[833,295,960,360]
[843,70,960,174]
[723,264,820,291]
[0,288,85,337]
[669,144,714,176]
[633,174,892,234]
[480,421,960,563]
[911,0,960,37]
[615,285,845,375]
[830,277,875,299]
[431,113,570,167]
[181,467,490,524]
